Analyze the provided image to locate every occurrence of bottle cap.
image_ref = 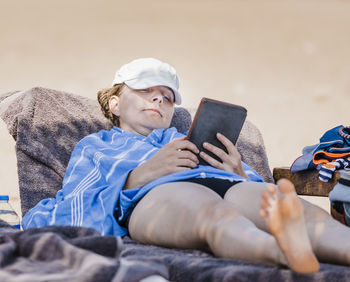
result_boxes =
[0,195,9,201]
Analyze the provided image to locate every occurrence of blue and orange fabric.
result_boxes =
[291,125,350,182]
[317,157,350,182]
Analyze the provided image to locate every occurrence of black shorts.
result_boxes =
[123,177,241,229]
[178,177,241,198]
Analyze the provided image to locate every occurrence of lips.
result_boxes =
[144,108,163,117]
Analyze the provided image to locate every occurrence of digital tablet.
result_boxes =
[186,98,247,165]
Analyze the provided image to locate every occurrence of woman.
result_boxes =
[22,58,350,273]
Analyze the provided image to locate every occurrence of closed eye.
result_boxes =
[162,90,174,103]
[138,89,149,93]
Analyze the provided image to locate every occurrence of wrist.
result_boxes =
[240,169,249,179]
[124,163,153,189]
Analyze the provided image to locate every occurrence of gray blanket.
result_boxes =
[0,221,169,282]
[1,87,349,281]
[121,236,350,282]
[0,221,349,282]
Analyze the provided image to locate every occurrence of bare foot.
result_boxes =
[260,179,320,273]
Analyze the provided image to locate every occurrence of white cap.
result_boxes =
[112,58,182,105]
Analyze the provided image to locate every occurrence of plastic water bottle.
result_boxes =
[0,195,20,229]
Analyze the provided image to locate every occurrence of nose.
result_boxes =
[151,91,163,104]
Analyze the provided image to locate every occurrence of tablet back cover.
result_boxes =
[187,98,247,165]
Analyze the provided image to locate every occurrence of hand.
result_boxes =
[199,133,248,178]
[124,137,199,189]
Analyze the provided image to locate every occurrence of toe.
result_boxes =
[277,178,296,195]
[261,198,268,209]
[261,191,271,206]
[266,183,276,193]
[259,209,267,219]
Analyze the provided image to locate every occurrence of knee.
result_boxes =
[195,201,242,242]
[302,199,330,221]
[224,181,267,201]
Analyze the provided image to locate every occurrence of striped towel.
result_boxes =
[318,158,350,182]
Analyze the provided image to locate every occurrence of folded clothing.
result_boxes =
[317,156,350,182]
[291,125,350,182]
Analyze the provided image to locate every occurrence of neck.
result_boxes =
[119,123,153,137]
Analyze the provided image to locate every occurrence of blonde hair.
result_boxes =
[97,84,125,126]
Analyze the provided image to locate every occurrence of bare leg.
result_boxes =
[225,179,350,265]
[302,199,350,264]
[128,182,288,267]
[260,180,319,273]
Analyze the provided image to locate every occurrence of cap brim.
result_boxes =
[125,79,181,105]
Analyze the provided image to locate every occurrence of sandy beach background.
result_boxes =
[1,0,349,216]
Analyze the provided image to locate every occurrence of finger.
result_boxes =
[176,140,199,154]
[176,158,198,168]
[178,150,199,164]
[202,142,228,162]
[168,136,187,148]
[166,165,192,175]
[216,133,236,155]
[199,151,223,169]
[173,167,192,173]
[172,136,187,141]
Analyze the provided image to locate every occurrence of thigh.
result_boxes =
[224,181,269,231]
[224,181,332,232]
[129,181,289,265]
[128,182,230,249]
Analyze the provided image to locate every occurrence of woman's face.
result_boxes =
[109,85,175,136]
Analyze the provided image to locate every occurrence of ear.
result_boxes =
[109,96,120,117]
